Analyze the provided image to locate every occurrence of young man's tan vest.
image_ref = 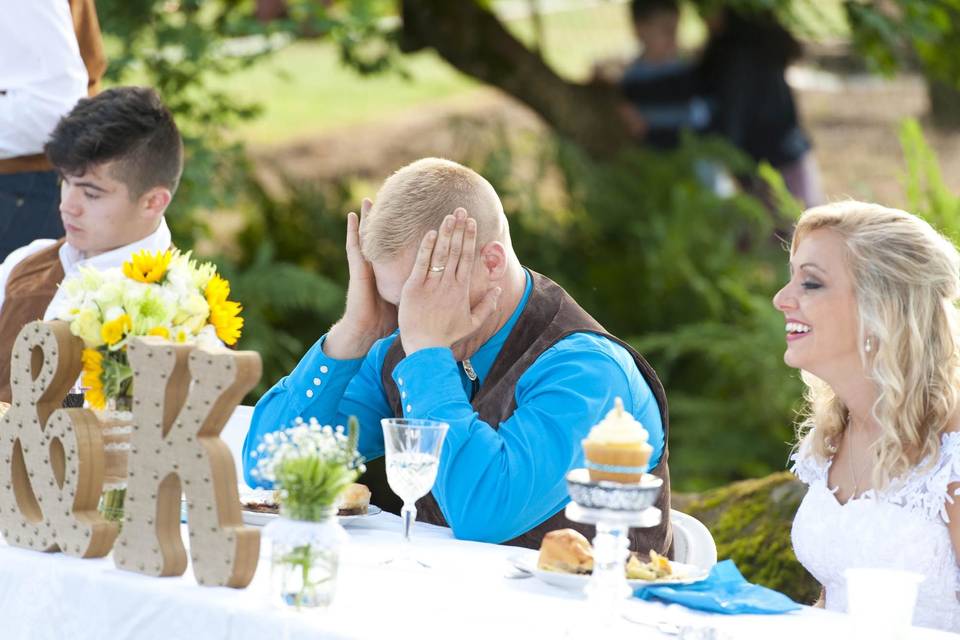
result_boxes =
[361,270,673,555]
[0,240,66,403]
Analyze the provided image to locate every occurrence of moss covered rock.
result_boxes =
[674,471,820,604]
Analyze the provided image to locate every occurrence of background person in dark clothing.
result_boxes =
[697,8,823,207]
[619,0,713,149]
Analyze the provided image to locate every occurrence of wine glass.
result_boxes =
[381,418,448,568]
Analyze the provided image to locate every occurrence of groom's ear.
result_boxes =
[479,242,507,281]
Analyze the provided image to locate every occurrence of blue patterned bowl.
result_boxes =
[566,468,662,511]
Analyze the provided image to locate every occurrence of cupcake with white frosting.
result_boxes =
[581,397,652,484]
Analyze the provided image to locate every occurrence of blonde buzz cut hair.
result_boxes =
[360,158,508,262]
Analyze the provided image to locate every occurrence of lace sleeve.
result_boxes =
[932,432,960,525]
[791,435,827,487]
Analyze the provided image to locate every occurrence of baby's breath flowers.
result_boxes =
[251,416,365,522]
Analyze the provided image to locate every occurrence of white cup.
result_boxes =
[845,568,925,640]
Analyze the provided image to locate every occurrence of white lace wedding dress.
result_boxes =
[792,431,960,632]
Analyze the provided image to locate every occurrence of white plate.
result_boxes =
[509,550,708,591]
[240,505,382,527]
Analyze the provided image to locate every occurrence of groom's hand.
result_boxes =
[325,198,398,359]
[398,208,501,355]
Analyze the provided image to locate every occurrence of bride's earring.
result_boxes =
[864,336,873,353]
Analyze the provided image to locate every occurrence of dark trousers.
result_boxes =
[0,170,64,262]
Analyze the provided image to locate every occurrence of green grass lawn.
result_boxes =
[220,42,479,144]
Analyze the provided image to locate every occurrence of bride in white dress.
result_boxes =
[773,201,960,633]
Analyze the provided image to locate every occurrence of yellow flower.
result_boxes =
[205,274,243,346]
[123,249,172,284]
[101,314,132,347]
[81,349,106,410]
[209,300,243,346]
[147,326,170,339]
[205,274,231,306]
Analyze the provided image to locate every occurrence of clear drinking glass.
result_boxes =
[381,418,449,567]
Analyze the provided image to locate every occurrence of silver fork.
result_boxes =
[504,559,533,579]
[621,611,719,638]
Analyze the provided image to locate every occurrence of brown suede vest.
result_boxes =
[366,271,673,555]
[0,240,66,402]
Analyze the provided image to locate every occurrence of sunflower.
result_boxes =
[209,299,243,346]
[101,314,132,347]
[81,349,106,410]
[205,275,243,345]
[123,249,172,284]
[205,274,231,306]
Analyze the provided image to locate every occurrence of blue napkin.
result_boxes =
[633,559,801,615]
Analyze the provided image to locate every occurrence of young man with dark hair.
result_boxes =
[0,86,183,403]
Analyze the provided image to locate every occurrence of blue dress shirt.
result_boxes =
[244,272,664,543]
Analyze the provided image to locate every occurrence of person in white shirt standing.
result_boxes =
[0,0,107,261]
[0,86,183,403]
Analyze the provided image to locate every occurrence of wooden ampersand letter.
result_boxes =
[114,337,261,587]
[0,321,117,557]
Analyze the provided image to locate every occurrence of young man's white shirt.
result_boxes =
[0,218,173,319]
[0,1,89,159]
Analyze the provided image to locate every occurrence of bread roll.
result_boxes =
[537,528,594,574]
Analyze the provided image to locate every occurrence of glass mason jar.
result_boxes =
[263,506,348,609]
[94,394,133,524]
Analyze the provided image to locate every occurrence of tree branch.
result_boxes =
[400,0,630,157]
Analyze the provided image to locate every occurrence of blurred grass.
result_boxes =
[216,43,478,143]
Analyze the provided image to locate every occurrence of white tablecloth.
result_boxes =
[0,511,955,640]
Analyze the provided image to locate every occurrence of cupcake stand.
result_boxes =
[565,468,663,614]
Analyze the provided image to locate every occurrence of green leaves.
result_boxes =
[275,456,358,521]
[898,117,960,242]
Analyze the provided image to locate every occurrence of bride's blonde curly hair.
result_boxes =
[793,201,960,488]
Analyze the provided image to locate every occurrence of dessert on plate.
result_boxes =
[537,528,594,574]
[335,483,371,516]
[239,484,372,517]
[581,397,652,483]
[239,487,279,514]
[537,529,679,580]
[626,549,673,580]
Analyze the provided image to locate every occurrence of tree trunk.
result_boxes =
[400,0,630,158]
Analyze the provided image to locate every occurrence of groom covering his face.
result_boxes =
[245,158,673,554]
